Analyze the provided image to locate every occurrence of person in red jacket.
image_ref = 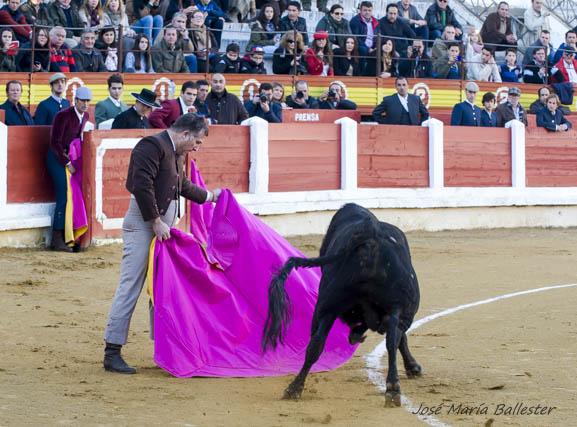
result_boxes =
[551,46,577,86]
[305,30,334,76]
[149,81,198,129]
[0,0,32,44]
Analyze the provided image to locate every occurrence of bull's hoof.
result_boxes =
[282,386,302,400]
[348,331,366,345]
[405,364,422,378]
[385,382,401,407]
[384,390,402,407]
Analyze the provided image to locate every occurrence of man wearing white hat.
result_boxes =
[450,81,482,126]
[46,86,92,251]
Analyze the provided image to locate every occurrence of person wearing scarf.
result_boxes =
[315,4,351,49]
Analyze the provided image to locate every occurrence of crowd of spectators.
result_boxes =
[0,0,574,85]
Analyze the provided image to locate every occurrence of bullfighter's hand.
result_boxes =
[212,189,222,203]
[67,163,76,174]
[152,218,171,241]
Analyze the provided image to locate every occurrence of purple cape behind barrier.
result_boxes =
[151,186,356,378]
[64,138,87,245]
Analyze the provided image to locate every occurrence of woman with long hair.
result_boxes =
[16,27,50,72]
[305,30,333,76]
[315,4,352,49]
[246,3,279,53]
[333,36,360,76]
[364,38,399,78]
[124,33,154,73]
[96,26,119,72]
[79,0,104,30]
[188,10,219,73]
[271,81,288,108]
[273,31,306,74]
[0,28,17,72]
[103,0,136,38]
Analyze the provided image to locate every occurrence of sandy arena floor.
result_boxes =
[1,227,576,426]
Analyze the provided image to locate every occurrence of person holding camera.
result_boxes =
[319,82,357,110]
[244,82,282,123]
[285,80,319,109]
[399,39,432,78]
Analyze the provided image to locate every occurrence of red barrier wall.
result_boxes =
[6,126,54,203]
[357,125,429,188]
[268,123,341,191]
[526,127,577,187]
[444,127,511,187]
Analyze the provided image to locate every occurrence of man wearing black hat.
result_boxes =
[103,113,222,374]
[112,89,161,129]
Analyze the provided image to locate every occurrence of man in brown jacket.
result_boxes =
[480,1,517,51]
[103,113,222,374]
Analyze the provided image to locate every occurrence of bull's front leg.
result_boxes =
[283,314,336,400]
[384,313,402,407]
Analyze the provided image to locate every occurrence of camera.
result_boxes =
[259,93,269,103]
[328,90,337,99]
[411,46,420,56]
[296,91,305,99]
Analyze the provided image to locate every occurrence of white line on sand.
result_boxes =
[364,283,577,426]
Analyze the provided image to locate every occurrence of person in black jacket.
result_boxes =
[194,79,212,121]
[278,1,309,46]
[0,80,34,125]
[214,42,241,73]
[285,80,319,108]
[523,46,550,84]
[240,46,267,74]
[399,39,433,78]
[425,0,463,41]
[244,82,282,122]
[536,93,572,132]
[16,27,51,72]
[318,82,357,110]
[273,31,306,74]
[378,3,416,57]
[112,89,161,129]
[72,29,107,72]
[333,36,361,76]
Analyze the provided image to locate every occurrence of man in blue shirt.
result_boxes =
[34,73,70,126]
[244,82,282,123]
[450,81,481,126]
[0,80,34,126]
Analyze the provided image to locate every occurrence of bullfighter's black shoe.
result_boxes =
[103,343,136,374]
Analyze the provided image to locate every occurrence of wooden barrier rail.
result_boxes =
[1,119,577,245]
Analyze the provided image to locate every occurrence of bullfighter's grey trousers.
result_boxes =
[104,197,177,346]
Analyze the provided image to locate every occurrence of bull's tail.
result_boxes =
[261,253,343,353]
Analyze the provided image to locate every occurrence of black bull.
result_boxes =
[261,203,422,406]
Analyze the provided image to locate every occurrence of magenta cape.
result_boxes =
[150,191,357,378]
[64,138,87,246]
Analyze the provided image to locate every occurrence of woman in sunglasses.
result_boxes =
[273,31,306,74]
[315,4,351,49]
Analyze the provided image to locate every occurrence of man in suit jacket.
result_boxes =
[149,81,198,129]
[536,94,572,131]
[95,74,129,127]
[34,73,70,126]
[112,89,160,129]
[46,87,92,251]
[103,114,223,374]
[481,92,497,127]
[0,80,34,126]
[451,81,481,126]
[372,76,429,125]
[496,86,528,127]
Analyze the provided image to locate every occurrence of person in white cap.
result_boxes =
[34,72,70,126]
[450,81,482,126]
[46,86,92,251]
